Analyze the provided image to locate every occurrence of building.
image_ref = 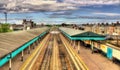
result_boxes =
[81,21,120,35]
[10,19,36,31]
[22,19,35,30]
[10,24,24,31]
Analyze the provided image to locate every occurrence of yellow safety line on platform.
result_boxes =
[28,37,49,70]
[19,34,49,70]
[60,34,89,70]
[60,35,81,70]
[66,40,88,70]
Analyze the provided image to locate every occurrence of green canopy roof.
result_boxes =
[59,27,106,40]
[71,31,105,37]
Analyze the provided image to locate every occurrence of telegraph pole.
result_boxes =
[4,12,7,23]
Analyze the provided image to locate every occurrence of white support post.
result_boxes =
[9,59,12,70]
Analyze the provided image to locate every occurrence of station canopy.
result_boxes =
[0,27,49,59]
[59,27,106,40]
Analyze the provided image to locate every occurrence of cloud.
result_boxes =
[93,12,120,16]
[0,0,120,13]
[0,0,78,13]
[64,0,120,5]
[51,11,73,15]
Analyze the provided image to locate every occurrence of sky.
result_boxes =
[0,0,120,24]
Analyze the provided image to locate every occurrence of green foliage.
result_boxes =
[45,24,52,27]
[0,24,13,33]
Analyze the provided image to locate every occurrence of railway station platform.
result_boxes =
[0,27,120,70]
[0,27,49,70]
[59,27,120,70]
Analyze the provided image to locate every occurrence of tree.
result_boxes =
[61,23,67,27]
[0,24,12,33]
[101,23,105,26]
[106,22,109,26]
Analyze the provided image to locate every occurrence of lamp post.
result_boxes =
[4,12,7,23]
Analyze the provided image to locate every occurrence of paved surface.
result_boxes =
[74,45,120,70]
[0,48,35,70]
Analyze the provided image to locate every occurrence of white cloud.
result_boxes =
[0,0,77,13]
[64,0,120,5]
[0,0,120,13]
[93,12,120,16]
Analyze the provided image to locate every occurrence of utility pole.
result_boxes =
[4,12,7,23]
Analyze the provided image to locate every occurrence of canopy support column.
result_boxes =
[78,41,80,54]
[28,45,31,54]
[9,59,12,70]
[37,40,39,45]
[91,41,94,54]
[68,38,71,43]
[38,38,41,42]
[70,40,72,45]
[73,40,76,48]
[21,50,24,61]
[35,41,38,46]
[36,40,39,45]
[33,43,35,49]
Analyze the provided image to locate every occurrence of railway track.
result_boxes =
[20,28,88,70]
[19,34,50,70]
[60,33,89,70]
[39,31,77,70]
[39,35,53,70]
[57,34,76,70]
[52,34,61,70]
